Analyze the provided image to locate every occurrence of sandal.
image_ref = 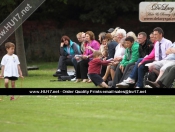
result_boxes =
[75,79,82,83]
[82,79,88,83]
[87,79,92,83]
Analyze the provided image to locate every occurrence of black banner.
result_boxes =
[0,88,175,95]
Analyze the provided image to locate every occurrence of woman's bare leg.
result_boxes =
[99,82,109,88]
[102,65,110,81]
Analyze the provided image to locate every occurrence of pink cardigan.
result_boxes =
[84,40,100,59]
[140,41,156,64]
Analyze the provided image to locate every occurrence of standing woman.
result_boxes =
[75,31,100,82]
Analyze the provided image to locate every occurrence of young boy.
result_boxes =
[0,42,23,100]
[88,50,113,88]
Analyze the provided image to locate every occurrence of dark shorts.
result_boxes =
[4,76,18,81]
[110,65,117,71]
[88,73,103,86]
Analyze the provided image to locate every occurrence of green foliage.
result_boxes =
[0,0,174,24]
[69,0,141,24]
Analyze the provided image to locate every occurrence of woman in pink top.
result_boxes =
[75,31,100,83]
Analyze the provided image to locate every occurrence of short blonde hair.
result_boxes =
[126,31,137,41]
[93,50,102,58]
[111,27,120,37]
[76,32,84,38]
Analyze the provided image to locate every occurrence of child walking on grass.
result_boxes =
[88,50,113,88]
[0,42,23,100]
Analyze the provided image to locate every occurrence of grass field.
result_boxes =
[0,62,96,88]
[0,62,175,132]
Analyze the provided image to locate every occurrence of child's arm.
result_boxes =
[17,64,24,78]
[0,65,4,78]
[100,60,111,66]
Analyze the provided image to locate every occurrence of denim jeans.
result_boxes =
[129,58,143,80]
[130,58,154,87]
[136,62,146,87]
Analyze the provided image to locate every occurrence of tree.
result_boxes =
[0,0,67,76]
[0,0,28,76]
[69,0,141,24]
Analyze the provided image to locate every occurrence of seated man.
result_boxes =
[53,35,81,77]
[148,42,175,83]
[146,65,175,88]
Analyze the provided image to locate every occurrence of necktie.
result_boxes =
[159,43,162,60]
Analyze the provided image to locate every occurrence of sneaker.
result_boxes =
[10,96,14,100]
[135,86,140,88]
[71,77,76,81]
[116,82,129,88]
[144,85,152,88]
[123,77,131,82]
[123,77,135,84]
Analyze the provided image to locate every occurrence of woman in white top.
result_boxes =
[102,37,127,81]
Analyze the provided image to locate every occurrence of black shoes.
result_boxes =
[145,80,160,88]
[53,71,62,77]
[53,70,69,77]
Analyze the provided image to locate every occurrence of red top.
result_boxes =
[88,58,110,74]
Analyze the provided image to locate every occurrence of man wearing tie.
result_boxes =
[148,27,173,83]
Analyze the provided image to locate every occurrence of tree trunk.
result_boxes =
[15,25,28,76]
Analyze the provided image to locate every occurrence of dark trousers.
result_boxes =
[159,65,175,88]
[76,59,89,79]
[112,63,135,87]
[58,56,77,73]
[129,59,152,88]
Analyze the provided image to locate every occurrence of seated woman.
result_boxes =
[111,27,120,43]
[99,33,119,77]
[75,31,100,83]
[102,28,127,81]
[102,37,126,81]
[53,35,81,77]
[87,33,108,58]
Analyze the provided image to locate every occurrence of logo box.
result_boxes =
[139,2,175,22]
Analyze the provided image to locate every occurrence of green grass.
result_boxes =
[0,62,175,132]
[0,96,175,132]
[0,62,96,88]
